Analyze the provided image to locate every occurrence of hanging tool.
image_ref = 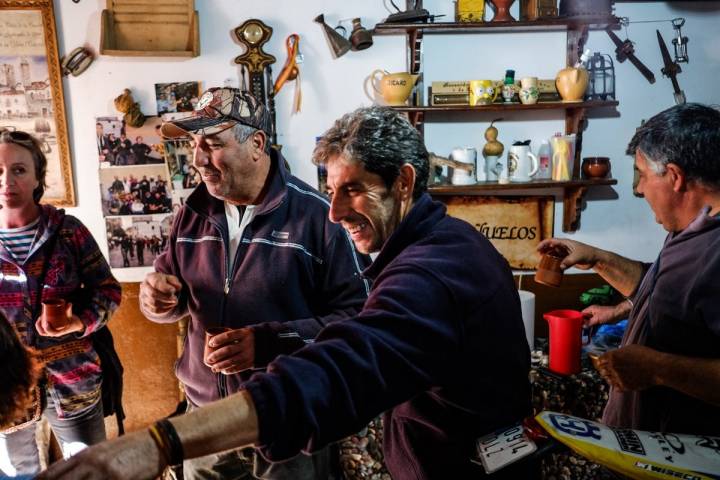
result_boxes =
[274,34,303,114]
[233,19,276,105]
[233,19,278,145]
[605,27,655,84]
[671,18,689,63]
[656,29,686,105]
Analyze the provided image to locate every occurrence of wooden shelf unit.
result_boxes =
[100,0,200,57]
[374,4,621,232]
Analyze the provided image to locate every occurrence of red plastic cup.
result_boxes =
[543,309,589,375]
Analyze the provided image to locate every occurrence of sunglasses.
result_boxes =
[0,129,52,154]
[0,128,34,142]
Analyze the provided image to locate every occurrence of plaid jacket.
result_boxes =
[0,205,121,419]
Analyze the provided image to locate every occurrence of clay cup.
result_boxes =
[204,327,231,367]
[42,299,70,330]
[535,250,566,287]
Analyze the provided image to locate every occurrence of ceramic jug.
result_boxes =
[519,77,539,105]
[484,155,503,182]
[507,144,539,182]
[368,70,419,106]
[555,67,589,102]
[449,147,477,185]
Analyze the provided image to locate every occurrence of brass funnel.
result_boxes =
[314,13,351,59]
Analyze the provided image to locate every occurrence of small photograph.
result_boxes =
[155,82,201,114]
[106,215,173,269]
[164,139,201,191]
[99,164,172,216]
[96,116,166,167]
[95,116,123,166]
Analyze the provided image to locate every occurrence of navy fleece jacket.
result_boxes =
[244,194,531,479]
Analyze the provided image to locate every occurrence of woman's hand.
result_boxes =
[36,302,85,337]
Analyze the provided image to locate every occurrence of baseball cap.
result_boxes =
[160,87,273,139]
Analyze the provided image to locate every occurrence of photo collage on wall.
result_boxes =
[97,82,201,269]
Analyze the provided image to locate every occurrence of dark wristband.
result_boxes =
[154,419,185,466]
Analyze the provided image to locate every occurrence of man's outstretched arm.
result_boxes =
[38,391,259,480]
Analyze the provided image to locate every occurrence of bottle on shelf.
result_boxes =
[537,140,551,179]
[574,48,592,69]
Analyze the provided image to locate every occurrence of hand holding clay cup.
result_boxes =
[203,327,231,368]
[205,327,255,375]
[41,299,71,331]
[536,238,599,272]
[534,248,567,287]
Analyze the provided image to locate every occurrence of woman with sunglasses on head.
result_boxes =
[0,129,121,477]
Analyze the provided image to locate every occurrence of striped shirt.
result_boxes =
[0,217,40,263]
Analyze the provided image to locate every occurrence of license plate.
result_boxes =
[473,422,537,474]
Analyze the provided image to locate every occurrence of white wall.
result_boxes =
[54,0,720,281]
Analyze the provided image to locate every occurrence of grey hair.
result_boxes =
[627,103,720,189]
[232,123,271,154]
[642,150,668,175]
[313,106,429,200]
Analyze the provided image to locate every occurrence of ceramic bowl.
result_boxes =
[582,157,611,179]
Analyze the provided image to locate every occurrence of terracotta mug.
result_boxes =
[535,250,566,287]
[204,327,231,367]
[42,299,70,330]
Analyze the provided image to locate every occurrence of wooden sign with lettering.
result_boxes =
[441,196,554,270]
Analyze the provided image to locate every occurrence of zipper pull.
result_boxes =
[224,277,230,295]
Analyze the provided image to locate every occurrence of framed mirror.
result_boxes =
[0,0,76,206]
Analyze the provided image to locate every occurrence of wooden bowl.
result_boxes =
[582,157,611,179]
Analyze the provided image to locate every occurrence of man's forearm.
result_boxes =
[171,390,259,460]
[654,352,720,406]
[593,250,646,297]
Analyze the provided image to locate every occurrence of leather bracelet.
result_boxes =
[154,419,185,466]
[148,424,171,466]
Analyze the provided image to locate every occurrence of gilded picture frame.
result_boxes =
[0,0,75,206]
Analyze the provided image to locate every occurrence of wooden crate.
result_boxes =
[100,0,199,57]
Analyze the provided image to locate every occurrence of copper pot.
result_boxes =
[582,157,611,179]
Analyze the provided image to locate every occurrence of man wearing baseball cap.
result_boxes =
[140,87,371,480]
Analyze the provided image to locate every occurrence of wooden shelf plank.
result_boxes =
[392,100,618,113]
[429,178,617,195]
[374,16,621,35]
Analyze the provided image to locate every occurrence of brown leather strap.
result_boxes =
[37,339,89,364]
